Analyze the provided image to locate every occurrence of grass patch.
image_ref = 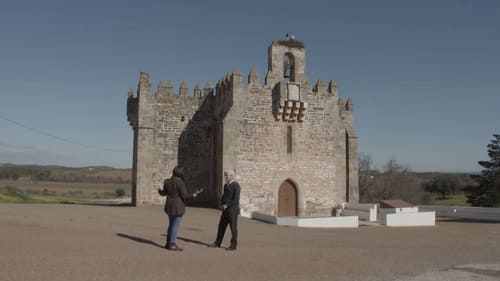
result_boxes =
[0,193,129,204]
[433,193,469,206]
[0,193,60,203]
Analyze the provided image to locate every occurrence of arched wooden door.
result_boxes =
[278,180,297,217]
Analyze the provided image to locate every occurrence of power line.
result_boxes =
[0,114,129,153]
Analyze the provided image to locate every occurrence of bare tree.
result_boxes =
[365,158,424,204]
[358,153,375,202]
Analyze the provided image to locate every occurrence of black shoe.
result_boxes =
[208,242,221,248]
[226,246,236,251]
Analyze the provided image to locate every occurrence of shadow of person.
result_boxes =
[116,233,165,249]
[177,236,210,247]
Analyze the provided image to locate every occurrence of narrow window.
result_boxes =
[283,53,295,82]
[283,55,291,80]
[287,126,292,154]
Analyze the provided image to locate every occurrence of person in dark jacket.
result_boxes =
[157,166,188,251]
[209,169,241,251]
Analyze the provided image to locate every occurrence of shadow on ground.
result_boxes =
[116,233,164,249]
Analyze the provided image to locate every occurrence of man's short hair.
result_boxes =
[224,169,235,178]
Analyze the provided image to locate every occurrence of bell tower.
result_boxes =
[267,35,308,122]
[265,35,306,85]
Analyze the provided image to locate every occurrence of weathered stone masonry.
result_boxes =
[127,38,358,217]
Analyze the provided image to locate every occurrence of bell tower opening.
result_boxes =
[283,53,295,82]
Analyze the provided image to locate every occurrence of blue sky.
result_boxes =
[0,0,498,172]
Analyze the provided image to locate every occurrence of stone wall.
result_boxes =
[213,69,357,217]
[127,73,216,206]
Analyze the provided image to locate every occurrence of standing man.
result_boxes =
[209,169,240,251]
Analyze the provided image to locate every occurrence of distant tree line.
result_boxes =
[359,155,431,205]
[0,166,52,181]
[0,165,131,184]
[359,133,500,207]
[358,154,476,205]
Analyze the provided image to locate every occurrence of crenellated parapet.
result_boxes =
[305,78,355,128]
[154,80,211,101]
[313,79,327,94]
[311,79,338,96]
[231,68,243,84]
[248,68,260,86]
[215,68,270,96]
[213,68,251,119]
[345,98,353,111]
[127,71,215,129]
[179,81,188,98]
[204,82,213,97]
[157,80,174,96]
[328,80,339,96]
[138,71,152,94]
[132,73,214,104]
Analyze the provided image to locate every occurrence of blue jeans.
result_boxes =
[167,215,182,244]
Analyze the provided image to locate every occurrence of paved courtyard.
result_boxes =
[1,203,499,281]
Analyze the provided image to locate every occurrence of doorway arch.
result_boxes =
[277,180,297,217]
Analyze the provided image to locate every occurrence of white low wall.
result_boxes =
[277,216,359,228]
[240,209,253,219]
[420,206,500,221]
[342,203,377,221]
[251,212,277,224]
[251,212,359,228]
[382,212,436,227]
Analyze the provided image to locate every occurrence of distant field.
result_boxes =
[0,179,131,204]
[86,170,132,181]
[430,194,469,206]
[0,179,470,207]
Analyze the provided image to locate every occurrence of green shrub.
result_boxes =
[3,185,31,201]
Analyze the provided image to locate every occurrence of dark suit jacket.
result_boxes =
[221,181,240,212]
[160,176,187,216]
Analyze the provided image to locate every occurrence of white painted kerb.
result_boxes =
[251,212,359,228]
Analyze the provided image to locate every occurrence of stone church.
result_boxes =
[127,37,358,217]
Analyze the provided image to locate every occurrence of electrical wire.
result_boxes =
[0,114,128,153]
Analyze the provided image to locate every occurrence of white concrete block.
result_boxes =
[277,216,359,228]
[383,212,435,227]
[251,212,277,224]
[342,209,376,222]
[343,203,378,221]
[379,207,419,221]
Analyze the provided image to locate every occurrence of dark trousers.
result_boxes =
[215,208,238,248]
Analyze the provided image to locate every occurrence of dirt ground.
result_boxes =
[1,203,499,281]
